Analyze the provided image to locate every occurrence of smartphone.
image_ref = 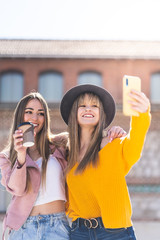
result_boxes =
[123,75,141,116]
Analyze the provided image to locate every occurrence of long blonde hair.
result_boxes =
[66,93,106,174]
[6,92,52,189]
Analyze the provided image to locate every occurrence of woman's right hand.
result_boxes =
[13,129,27,164]
[128,90,150,113]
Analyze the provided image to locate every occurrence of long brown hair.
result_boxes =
[6,92,52,189]
[66,93,106,174]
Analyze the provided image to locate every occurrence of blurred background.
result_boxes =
[0,0,160,239]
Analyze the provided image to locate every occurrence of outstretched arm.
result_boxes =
[122,89,151,173]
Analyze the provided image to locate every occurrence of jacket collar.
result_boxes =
[25,154,40,169]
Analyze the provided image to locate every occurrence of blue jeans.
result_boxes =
[8,212,70,240]
[70,218,136,240]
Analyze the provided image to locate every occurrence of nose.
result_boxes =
[85,106,91,111]
[31,113,38,120]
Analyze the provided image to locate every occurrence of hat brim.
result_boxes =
[60,84,116,126]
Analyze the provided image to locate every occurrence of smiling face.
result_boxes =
[77,93,100,128]
[24,99,45,135]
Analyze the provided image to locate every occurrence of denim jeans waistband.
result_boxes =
[26,212,66,223]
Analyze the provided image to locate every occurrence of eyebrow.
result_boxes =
[25,107,44,111]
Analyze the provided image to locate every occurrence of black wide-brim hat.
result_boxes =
[60,84,116,127]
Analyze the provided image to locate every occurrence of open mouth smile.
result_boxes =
[82,114,94,118]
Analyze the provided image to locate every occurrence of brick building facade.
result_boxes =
[0,40,160,220]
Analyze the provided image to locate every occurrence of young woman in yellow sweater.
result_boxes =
[60,84,151,240]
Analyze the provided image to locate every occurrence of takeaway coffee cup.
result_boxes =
[18,122,34,147]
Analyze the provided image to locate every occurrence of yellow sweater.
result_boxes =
[66,111,151,228]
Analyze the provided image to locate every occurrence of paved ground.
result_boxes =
[133,221,160,240]
[0,218,160,239]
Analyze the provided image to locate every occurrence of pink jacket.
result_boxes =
[0,147,67,239]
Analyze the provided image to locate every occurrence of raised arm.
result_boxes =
[122,90,151,174]
[0,129,28,196]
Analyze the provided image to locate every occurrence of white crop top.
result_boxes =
[34,155,66,206]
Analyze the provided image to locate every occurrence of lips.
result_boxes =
[29,122,38,128]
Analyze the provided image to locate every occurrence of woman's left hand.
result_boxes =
[100,126,127,149]
[102,126,127,142]
[107,126,127,142]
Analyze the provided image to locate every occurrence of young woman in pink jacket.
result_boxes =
[0,92,70,240]
[0,91,126,240]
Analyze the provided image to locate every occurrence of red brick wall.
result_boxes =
[1,58,160,102]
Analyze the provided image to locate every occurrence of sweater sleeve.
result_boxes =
[121,110,151,175]
[0,153,27,196]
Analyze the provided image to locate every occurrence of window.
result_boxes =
[78,71,102,86]
[0,71,23,102]
[151,73,160,103]
[38,71,63,102]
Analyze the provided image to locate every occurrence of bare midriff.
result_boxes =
[30,200,65,216]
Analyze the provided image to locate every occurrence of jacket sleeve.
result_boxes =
[0,153,27,196]
[121,110,151,175]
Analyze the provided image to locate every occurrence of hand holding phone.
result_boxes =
[123,75,141,116]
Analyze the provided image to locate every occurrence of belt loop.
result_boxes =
[50,215,53,226]
[98,218,103,228]
[77,218,80,227]
[23,222,27,229]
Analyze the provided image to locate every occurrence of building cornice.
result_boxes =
[0,39,160,59]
